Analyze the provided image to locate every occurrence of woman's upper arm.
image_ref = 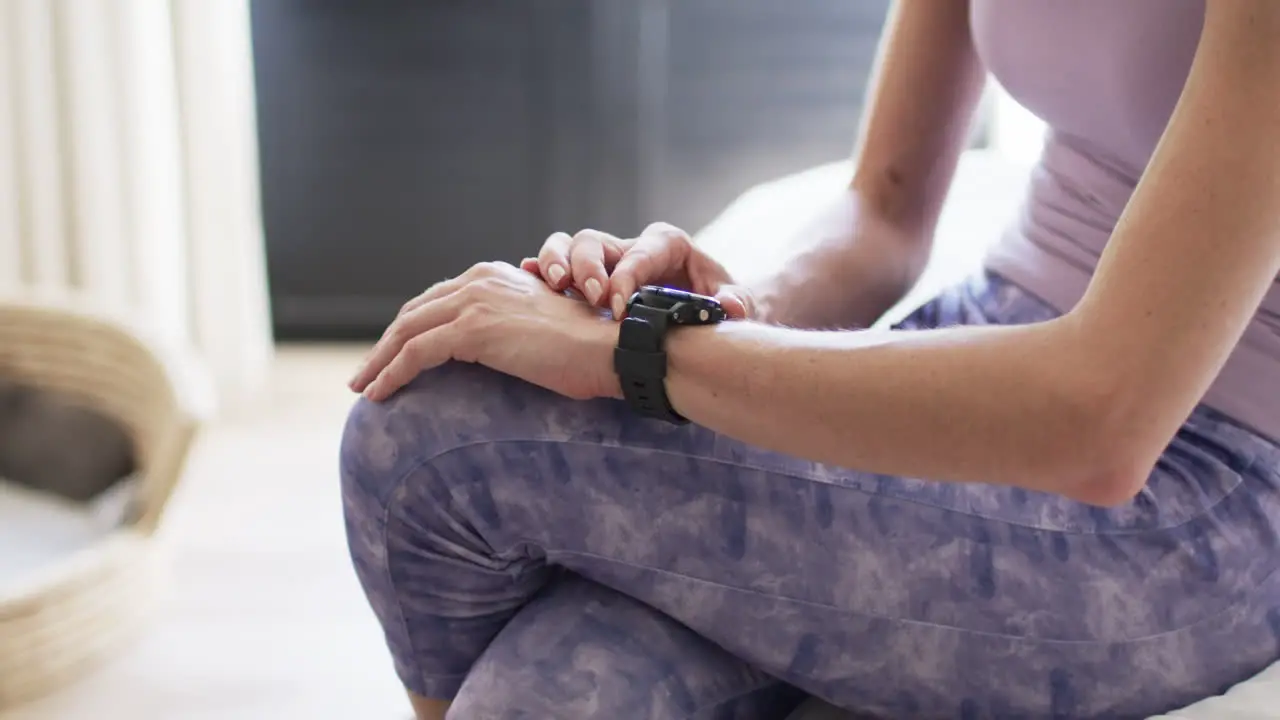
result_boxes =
[852,0,987,237]
[1070,0,1280,471]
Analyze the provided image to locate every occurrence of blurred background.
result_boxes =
[0,1,1044,718]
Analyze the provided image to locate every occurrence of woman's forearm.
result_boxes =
[662,318,1139,505]
[744,0,986,330]
[747,191,931,329]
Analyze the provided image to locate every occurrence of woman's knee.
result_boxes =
[340,363,547,501]
[338,361,633,507]
[339,363,569,699]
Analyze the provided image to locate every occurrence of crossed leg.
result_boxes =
[341,273,1280,718]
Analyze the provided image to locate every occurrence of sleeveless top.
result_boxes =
[971,0,1280,443]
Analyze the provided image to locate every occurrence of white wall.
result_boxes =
[988,83,1046,167]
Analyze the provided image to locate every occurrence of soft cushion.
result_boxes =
[0,478,134,596]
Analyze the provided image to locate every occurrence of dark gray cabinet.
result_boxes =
[251,0,890,338]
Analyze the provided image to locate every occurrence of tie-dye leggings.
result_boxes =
[340,271,1280,719]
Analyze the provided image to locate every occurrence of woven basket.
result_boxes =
[0,296,208,709]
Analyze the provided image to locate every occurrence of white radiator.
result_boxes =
[0,0,272,408]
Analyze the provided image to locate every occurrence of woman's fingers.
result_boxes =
[537,232,573,289]
[568,229,628,306]
[608,224,691,318]
[530,230,630,304]
[568,230,609,305]
[349,287,467,392]
[396,274,467,319]
[686,250,750,318]
[713,284,754,320]
[363,324,458,402]
[352,271,472,390]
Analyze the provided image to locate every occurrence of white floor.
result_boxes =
[1,345,411,720]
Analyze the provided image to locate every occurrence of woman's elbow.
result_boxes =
[1061,448,1155,508]
[1045,369,1166,508]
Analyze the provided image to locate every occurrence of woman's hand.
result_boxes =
[348,262,620,402]
[520,222,755,321]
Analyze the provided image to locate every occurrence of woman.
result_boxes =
[341,1,1280,717]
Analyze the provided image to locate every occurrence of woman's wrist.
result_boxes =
[585,318,625,400]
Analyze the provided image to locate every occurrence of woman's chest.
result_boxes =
[970,0,1204,165]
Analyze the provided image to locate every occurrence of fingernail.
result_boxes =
[611,293,625,318]
[548,265,566,285]
[584,278,602,304]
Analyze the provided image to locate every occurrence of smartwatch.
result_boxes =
[613,286,725,423]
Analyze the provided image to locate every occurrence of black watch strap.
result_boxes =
[613,309,687,424]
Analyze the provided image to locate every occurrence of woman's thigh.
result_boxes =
[341,273,1280,717]
[450,571,805,719]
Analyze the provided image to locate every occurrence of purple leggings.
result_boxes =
[340,271,1280,718]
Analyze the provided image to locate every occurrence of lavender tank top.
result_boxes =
[971,0,1280,443]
